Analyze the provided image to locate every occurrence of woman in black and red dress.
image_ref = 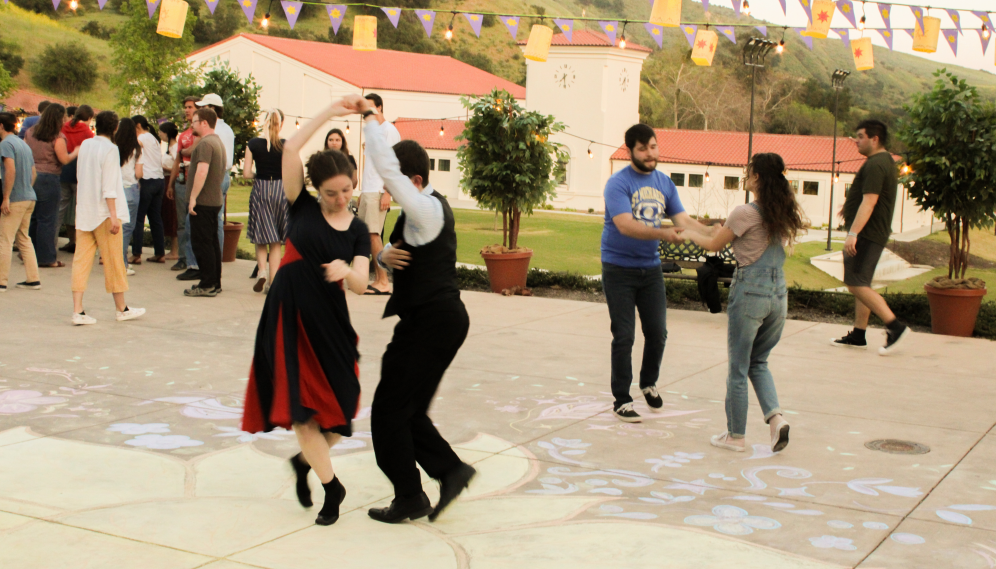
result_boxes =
[242,97,371,526]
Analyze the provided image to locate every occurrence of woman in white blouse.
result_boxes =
[130,115,166,264]
[115,117,143,274]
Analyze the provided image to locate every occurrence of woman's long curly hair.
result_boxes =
[748,153,808,245]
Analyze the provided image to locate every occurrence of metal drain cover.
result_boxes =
[865,439,930,455]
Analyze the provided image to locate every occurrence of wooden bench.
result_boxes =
[658,239,736,285]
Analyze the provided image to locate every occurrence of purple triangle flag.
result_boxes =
[972,11,993,33]
[778,0,787,16]
[834,29,850,52]
[381,7,401,28]
[902,28,915,39]
[876,28,894,50]
[239,0,258,25]
[799,0,812,23]
[554,19,574,42]
[910,6,925,33]
[599,21,619,46]
[755,25,767,36]
[281,2,303,29]
[878,3,891,29]
[463,13,484,38]
[644,22,664,48]
[942,28,958,55]
[414,10,435,38]
[327,5,346,34]
[717,26,737,43]
[203,0,218,15]
[701,0,709,14]
[835,1,857,29]
[732,0,741,17]
[51,0,60,9]
[501,15,520,39]
[946,9,962,34]
[681,24,697,47]
[977,28,991,55]
[97,0,109,9]
[146,0,161,18]
[792,27,814,50]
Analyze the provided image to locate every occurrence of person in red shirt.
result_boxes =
[59,105,95,253]
[167,96,200,276]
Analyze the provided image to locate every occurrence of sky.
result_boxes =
[687,0,996,74]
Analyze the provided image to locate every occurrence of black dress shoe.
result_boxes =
[368,492,432,524]
[429,463,476,522]
[176,268,201,281]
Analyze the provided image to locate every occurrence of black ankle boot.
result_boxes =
[315,477,346,526]
[289,453,313,508]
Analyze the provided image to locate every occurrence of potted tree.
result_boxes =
[899,70,996,336]
[457,88,568,293]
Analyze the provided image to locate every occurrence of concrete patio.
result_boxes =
[1,255,994,568]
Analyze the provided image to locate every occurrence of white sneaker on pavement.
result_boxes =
[116,307,146,321]
[72,312,97,326]
[126,268,136,276]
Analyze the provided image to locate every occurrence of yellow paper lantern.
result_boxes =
[156,0,188,38]
[353,15,377,51]
[690,29,718,66]
[912,16,940,53]
[851,36,873,71]
[524,25,554,62]
[649,0,682,28]
[801,0,835,39]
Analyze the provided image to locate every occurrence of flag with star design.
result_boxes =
[239,0,257,25]
[910,6,925,34]
[798,0,812,23]
[463,13,483,38]
[717,26,736,44]
[281,2,303,29]
[381,7,401,28]
[977,28,992,55]
[792,27,814,49]
[414,10,435,38]
[942,29,958,55]
[876,28,894,50]
[644,22,664,48]
[599,21,619,46]
[554,19,574,42]
[971,11,993,34]
[835,0,857,29]
[502,16,520,39]
[877,3,891,29]
[202,0,218,15]
[146,0,161,18]
[327,5,345,34]
[681,24,698,47]
[945,9,962,35]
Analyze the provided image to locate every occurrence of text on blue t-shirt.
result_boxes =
[601,166,685,268]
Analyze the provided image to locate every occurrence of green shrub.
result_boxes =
[0,34,25,78]
[33,41,98,96]
[81,20,114,40]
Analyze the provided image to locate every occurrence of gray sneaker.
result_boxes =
[184,286,219,297]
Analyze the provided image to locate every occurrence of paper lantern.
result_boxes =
[352,15,377,51]
[690,29,719,66]
[851,36,873,70]
[801,0,835,39]
[912,16,940,53]
[156,0,188,38]
[524,25,554,62]
[649,0,682,28]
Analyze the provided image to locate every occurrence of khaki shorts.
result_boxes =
[357,192,388,233]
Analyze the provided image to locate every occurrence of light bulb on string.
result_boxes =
[742,0,750,17]
[69,0,78,10]
[444,13,455,41]
[858,2,866,31]
[705,169,711,183]
[295,118,300,129]
[262,13,270,28]
[618,21,627,50]
[439,123,445,137]
[984,24,992,41]
[776,29,786,54]
[587,142,593,159]
[901,163,910,175]
[345,122,350,134]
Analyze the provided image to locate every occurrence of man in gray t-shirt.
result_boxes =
[185,108,227,297]
[0,112,40,290]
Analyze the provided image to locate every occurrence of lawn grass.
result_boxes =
[785,241,845,290]
[881,267,996,300]
[924,227,996,262]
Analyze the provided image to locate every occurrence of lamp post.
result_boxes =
[742,38,776,204]
[826,69,850,251]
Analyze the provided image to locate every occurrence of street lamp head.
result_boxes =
[743,38,777,66]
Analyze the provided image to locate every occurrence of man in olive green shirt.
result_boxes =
[185,108,227,297]
[832,120,909,356]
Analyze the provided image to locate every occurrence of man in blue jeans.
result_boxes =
[601,124,715,423]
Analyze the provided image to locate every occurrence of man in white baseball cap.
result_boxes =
[196,94,235,259]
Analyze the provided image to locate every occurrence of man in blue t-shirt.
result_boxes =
[601,124,715,423]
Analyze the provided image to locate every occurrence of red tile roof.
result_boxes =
[609,129,897,174]
[517,29,652,53]
[0,89,75,114]
[188,34,526,99]
[394,119,466,151]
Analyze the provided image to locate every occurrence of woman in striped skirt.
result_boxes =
[244,109,289,293]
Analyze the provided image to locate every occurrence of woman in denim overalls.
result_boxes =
[686,153,808,453]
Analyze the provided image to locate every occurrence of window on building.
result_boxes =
[429,158,435,171]
[724,176,740,190]
[688,174,704,188]
[670,173,685,186]
[789,180,799,193]
[553,148,570,187]
[439,159,451,172]
[844,183,852,196]
[803,181,819,195]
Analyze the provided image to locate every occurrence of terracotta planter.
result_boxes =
[924,284,986,337]
[481,250,533,294]
[222,221,244,263]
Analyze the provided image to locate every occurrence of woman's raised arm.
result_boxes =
[282,98,362,204]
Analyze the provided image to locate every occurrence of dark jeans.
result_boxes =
[372,300,469,498]
[132,178,165,257]
[602,262,668,407]
[28,173,61,265]
[190,205,221,290]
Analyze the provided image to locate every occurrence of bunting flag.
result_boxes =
[792,27,814,49]
[701,0,709,14]
[778,0,787,17]
[732,0,742,18]
[902,28,915,39]
[942,28,958,55]
[835,0,857,29]
[644,22,665,48]
[501,16,520,39]
[834,28,850,52]
[414,9,435,37]
[946,9,962,34]
[203,0,218,15]
[799,0,812,23]
[281,1,303,29]
[599,21,619,45]
[910,5,925,34]
[877,3,891,29]
[146,0,160,18]
[97,0,109,9]
[876,28,894,50]
[977,28,992,55]
[463,13,484,38]
[554,19,574,42]
[755,25,767,36]
[239,0,257,25]
[51,0,59,9]
[681,24,698,47]
[381,7,401,28]
[716,25,737,43]
[327,4,346,34]
[972,11,993,34]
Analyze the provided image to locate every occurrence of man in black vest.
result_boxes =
[351,96,475,524]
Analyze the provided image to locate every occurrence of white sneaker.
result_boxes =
[126,267,136,276]
[72,312,97,326]
[116,306,146,322]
